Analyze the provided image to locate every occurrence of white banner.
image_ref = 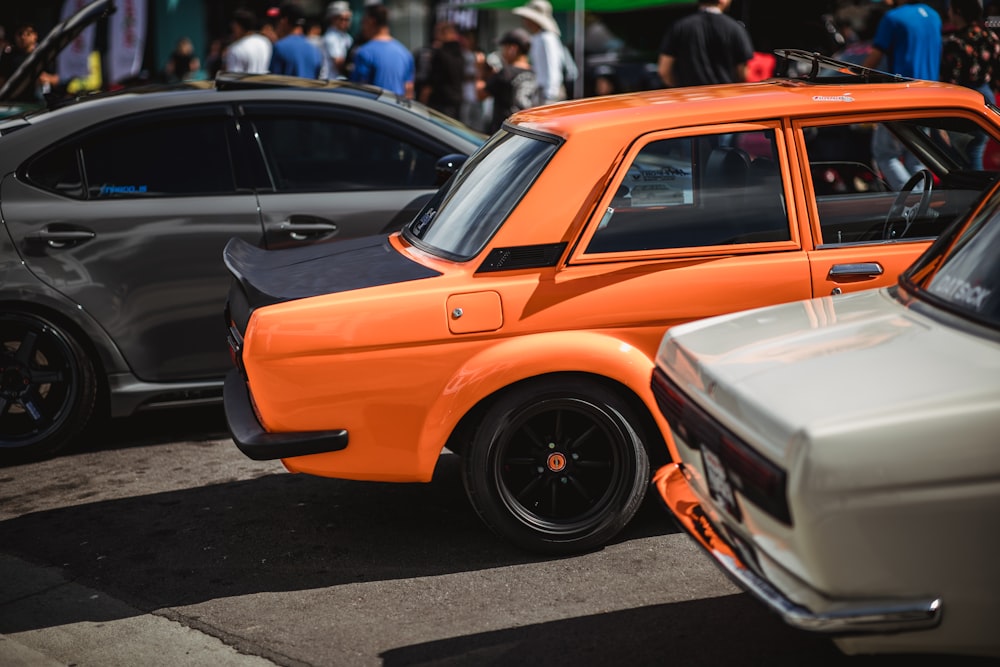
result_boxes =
[108,0,147,84]
[57,0,96,82]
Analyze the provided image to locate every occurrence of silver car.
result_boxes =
[0,70,483,463]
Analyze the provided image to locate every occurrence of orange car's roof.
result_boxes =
[509,79,988,140]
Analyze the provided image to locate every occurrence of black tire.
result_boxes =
[0,311,97,464]
[462,376,650,555]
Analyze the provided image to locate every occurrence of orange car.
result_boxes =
[223,50,1000,554]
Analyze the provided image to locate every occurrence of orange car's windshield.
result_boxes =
[404,128,559,261]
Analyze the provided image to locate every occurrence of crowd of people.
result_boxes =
[160,0,572,133]
[153,0,778,135]
[188,0,560,133]
[5,0,999,141]
[825,0,1000,175]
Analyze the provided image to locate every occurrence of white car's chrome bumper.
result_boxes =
[654,462,942,635]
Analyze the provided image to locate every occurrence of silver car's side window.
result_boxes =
[587,129,790,253]
[251,116,438,192]
[27,116,235,199]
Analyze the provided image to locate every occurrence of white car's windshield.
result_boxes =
[903,186,1000,329]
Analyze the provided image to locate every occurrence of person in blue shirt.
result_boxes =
[863,0,942,190]
[269,2,324,79]
[349,4,414,98]
[863,0,942,79]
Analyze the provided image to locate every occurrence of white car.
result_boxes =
[650,182,1000,658]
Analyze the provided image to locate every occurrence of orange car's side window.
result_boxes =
[586,130,790,254]
[805,117,994,246]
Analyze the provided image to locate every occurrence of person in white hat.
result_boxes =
[322,1,354,79]
[512,0,565,104]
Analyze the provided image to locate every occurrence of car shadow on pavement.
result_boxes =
[3,408,996,666]
[0,447,675,627]
[380,593,836,667]
[378,592,1000,667]
[88,404,232,450]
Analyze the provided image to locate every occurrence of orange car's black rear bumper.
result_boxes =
[224,370,348,461]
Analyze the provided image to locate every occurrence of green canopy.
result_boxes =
[446,0,693,10]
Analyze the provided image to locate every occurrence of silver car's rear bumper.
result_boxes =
[653,462,942,635]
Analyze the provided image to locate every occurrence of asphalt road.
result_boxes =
[1,407,996,667]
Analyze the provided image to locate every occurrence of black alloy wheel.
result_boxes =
[0,312,96,463]
[463,376,649,555]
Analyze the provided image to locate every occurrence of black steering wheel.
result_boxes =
[882,169,933,241]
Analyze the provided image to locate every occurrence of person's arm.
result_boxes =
[324,33,349,76]
[940,41,960,85]
[862,46,885,70]
[223,45,238,72]
[533,34,561,103]
[38,70,59,88]
[658,54,675,87]
[421,49,440,104]
[348,48,368,83]
[477,72,496,101]
[404,52,415,99]
[268,46,281,75]
[734,28,755,83]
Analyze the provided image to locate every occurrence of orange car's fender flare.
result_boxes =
[415,330,674,469]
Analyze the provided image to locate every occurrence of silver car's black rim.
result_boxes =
[0,315,80,447]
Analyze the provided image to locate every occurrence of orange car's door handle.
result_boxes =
[828,262,884,280]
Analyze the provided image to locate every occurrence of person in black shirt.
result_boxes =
[164,37,201,82]
[0,23,59,102]
[657,0,754,87]
[420,21,466,120]
[479,28,538,134]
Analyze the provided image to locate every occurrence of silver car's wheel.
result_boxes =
[463,377,650,555]
[0,312,96,463]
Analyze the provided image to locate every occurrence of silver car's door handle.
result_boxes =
[278,218,339,241]
[828,262,884,279]
[25,228,96,248]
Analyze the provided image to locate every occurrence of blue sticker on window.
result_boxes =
[99,184,148,195]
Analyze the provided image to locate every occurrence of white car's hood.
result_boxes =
[657,288,1000,482]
